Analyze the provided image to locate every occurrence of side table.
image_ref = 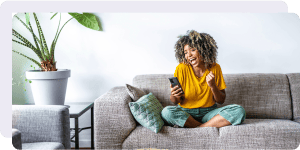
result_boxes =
[66,102,94,149]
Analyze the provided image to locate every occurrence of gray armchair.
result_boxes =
[12,105,70,149]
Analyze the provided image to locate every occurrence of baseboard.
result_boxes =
[71,139,92,148]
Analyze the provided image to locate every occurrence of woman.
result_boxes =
[161,30,246,128]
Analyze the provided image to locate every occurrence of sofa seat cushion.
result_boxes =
[123,119,300,149]
[219,119,300,149]
[22,142,65,149]
[122,125,220,149]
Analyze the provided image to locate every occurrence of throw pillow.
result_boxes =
[129,93,164,133]
[125,84,146,101]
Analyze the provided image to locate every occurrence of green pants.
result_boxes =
[161,104,246,127]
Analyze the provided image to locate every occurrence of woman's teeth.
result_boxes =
[190,58,196,64]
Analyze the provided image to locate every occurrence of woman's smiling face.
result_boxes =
[184,44,203,67]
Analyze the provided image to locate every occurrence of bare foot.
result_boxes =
[184,116,202,128]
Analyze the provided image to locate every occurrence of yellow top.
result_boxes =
[174,63,227,109]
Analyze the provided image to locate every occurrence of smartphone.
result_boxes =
[168,77,184,94]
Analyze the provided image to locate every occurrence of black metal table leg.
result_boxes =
[91,106,94,149]
[75,118,79,149]
[68,102,94,149]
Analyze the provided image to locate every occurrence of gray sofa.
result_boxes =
[12,105,70,149]
[94,73,300,149]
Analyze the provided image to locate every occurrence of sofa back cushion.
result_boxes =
[133,74,175,107]
[133,73,293,119]
[221,74,292,119]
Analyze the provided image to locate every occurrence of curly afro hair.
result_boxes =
[174,30,218,69]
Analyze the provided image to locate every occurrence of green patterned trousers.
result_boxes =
[161,104,246,127]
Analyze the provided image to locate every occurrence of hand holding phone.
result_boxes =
[170,85,184,96]
[169,77,185,104]
[169,77,184,96]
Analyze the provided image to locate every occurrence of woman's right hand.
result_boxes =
[170,84,184,104]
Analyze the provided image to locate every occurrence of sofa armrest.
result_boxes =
[94,86,136,149]
[12,105,70,149]
[287,74,300,123]
[12,128,22,149]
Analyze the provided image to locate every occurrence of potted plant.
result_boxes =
[12,12,102,105]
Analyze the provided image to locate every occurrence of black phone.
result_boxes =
[168,77,184,94]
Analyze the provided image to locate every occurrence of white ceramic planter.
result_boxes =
[26,69,71,105]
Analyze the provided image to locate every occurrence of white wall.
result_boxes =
[12,13,300,147]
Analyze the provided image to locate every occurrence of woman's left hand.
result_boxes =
[206,71,216,88]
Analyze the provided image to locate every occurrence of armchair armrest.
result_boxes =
[12,105,70,149]
[94,86,136,149]
[12,128,22,149]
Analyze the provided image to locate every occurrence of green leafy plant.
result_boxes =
[12,65,34,91]
[12,12,102,91]
[12,12,103,71]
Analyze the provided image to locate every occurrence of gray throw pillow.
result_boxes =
[125,84,146,101]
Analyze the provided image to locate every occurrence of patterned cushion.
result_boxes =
[125,84,147,101]
[129,93,164,133]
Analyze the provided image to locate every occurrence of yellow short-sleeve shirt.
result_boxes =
[174,63,227,109]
